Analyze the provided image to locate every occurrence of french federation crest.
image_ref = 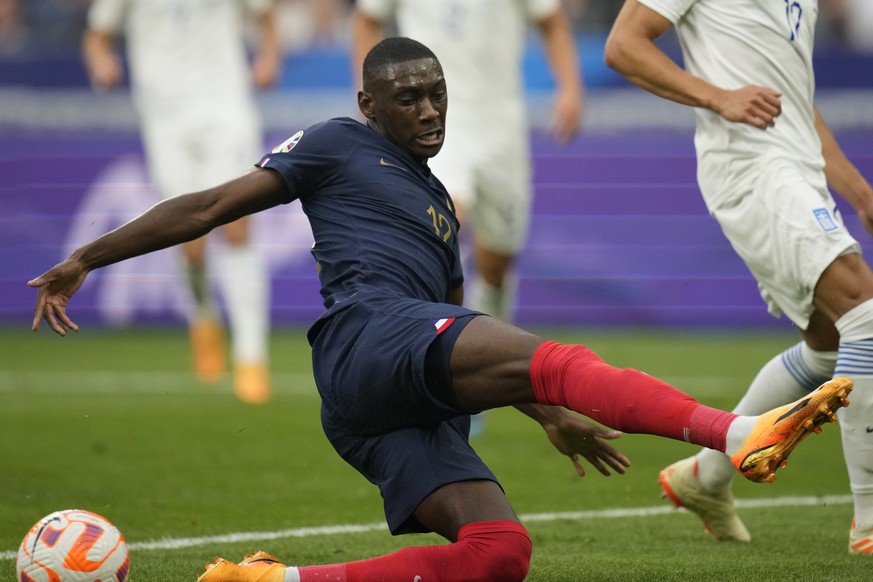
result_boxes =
[272,130,304,153]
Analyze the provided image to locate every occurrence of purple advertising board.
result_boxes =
[3,130,872,330]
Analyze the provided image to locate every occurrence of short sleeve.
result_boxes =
[256,121,353,203]
[355,0,398,21]
[241,0,273,18]
[87,0,127,35]
[636,0,698,24]
[524,0,562,22]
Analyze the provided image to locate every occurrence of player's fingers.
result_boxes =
[606,453,629,474]
[570,454,587,477]
[552,112,580,144]
[597,440,631,470]
[27,276,46,288]
[56,309,79,333]
[595,428,623,440]
[745,113,770,129]
[584,453,614,477]
[42,298,78,336]
[44,306,67,336]
[31,292,47,332]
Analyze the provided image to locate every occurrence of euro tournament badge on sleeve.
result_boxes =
[272,130,304,154]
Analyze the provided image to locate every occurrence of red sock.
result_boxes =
[298,520,531,582]
[529,341,735,451]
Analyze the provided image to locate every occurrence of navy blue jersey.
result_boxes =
[258,119,494,534]
[257,118,463,326]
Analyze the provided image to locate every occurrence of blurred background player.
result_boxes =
[605,0,873,553]
[351,0,585,435]
[352,0,583,325]
[82,0,281,404]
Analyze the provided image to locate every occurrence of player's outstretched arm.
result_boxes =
[29,169,288,335]
[515,404,631,477]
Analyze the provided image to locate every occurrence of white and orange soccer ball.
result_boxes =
[16,509,130,582]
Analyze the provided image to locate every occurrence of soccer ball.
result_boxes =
[16,509,130,582]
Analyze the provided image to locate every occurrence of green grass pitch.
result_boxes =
[0,325,868,581]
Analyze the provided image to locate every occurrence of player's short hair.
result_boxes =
[362,37,440,91]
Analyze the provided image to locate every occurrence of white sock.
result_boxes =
[467,273,517,322]
[182,259,216,321]
[835,299,873,532]
[724,415,757,456]
[283,567,300,582]
[697,342,836,492]
[219,244,270,364]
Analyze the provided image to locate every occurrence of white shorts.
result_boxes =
[140,101,262,198]
[706,158,860,329]
[428,124,531,255]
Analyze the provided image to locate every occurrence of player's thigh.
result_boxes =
[814,252,873,320]
[710,159,859,329]
[428,135,477,212]
[312,299,480,430]
[195,106,263,187]
[473,143,532,255]
[449,315,544,411]
[324,418,501,536]
[140,117,196,198]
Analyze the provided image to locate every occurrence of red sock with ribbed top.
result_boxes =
[294,520,531,582]
[529,341,736,451]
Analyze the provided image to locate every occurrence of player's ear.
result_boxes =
[357,90,376,120]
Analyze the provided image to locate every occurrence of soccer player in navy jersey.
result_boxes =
[31,37,851,582]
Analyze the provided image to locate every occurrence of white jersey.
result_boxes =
[638,0,823,204]
[88,0,270,119]
[846,0,873,51]
[356,0,559,132]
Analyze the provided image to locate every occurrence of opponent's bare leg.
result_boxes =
[814,254,873,546]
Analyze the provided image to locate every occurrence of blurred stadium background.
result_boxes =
[2,3,873,579]
[2,0,872,330]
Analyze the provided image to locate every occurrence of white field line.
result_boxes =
[0,495,851,561]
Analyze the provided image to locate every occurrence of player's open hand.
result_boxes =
[551,85,583,144]
[542,412,631,477]
[713,85,782,129]
[28,259,89,336]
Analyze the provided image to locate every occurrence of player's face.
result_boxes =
[360,58,447,159]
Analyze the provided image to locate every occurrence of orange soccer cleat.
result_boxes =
[234,362,272,405]
[731,377,852,483]
[197,551,286,582]
[189,319,227,384]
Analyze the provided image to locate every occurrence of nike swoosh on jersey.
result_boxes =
[380,157,408,172]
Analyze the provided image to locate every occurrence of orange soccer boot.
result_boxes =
[234,361,272,405]
[197,551,286,582]
[189,319,227,384]
[730,377,852,483]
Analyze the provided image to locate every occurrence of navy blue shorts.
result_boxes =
[309,296,499,534]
